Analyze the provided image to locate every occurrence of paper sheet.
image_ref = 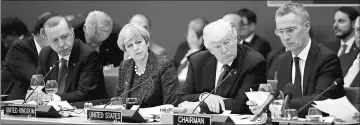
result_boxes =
[230,115,266,124]
[313,96,359,122]
[245,91,270,106]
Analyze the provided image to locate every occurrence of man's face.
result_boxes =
[275,13,309,54]
[130,15,150,32]
[333,11,353,39]
[238,17,254,39]
[207,32,238,64]
[84,22,112,50]
[45,19,74,57]
[355,17,360,48]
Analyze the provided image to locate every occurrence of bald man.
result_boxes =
[223,10,271,58]
[72,10,124,67]
[179,19,266,114]
[340,16,360,87]
[124,13,167,59]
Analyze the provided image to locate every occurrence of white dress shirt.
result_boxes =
[344,54,360,87]
[239,33,255,44]
[291,39,312,95]
[33,38,42,55]
[57,53,71,67]
[215,61,233,86]
[338,36,355,56]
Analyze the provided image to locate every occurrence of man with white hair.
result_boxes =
[72,10,124,67]
[340,16,360,87]
[179,19,266,114]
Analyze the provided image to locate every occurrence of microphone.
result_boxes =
[191,69,237,113]
[103,76,154,108]
[23,61,59,104]
[290,78,341,119]
[281,83,296,117]
[251,89,280,122]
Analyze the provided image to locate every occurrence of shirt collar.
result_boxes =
[240,33,255,44]
[340,36,355,47]
[33,38,42,55]
[58,53,71,62]
[216,61,233,71]
[292,39,311,61]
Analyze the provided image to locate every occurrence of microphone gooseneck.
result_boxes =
[251,90,280,122]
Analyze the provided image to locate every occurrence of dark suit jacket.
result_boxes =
[179,45,267,114]
[37,39,106,102]
[243,34,271,59]
[1,37,39,100]
[340,50,360,87]
[266,47,286,79]
[172,41,206,68]
[277,41,345,117]
[73,22,124,67]
[117,50,180,107]
[325,39,358,56]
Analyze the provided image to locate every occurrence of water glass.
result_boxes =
[110,97,125,109]
[125,98,139,110]
[307,107,323,121]
[84,102,93,114]
[269,100,283,119]
[30,74,45,90]
[45,80,58,101]
[284,109,298,120]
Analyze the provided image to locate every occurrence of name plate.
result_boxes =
[174,114,211,125]
[4,105,36,116]
[87,109,122,122]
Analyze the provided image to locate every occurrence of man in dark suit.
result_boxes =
[1,12,57,101]
[179,19,267,114]
[248,3,345,118]
[222,9,272,58]
[266,47,286,79]
[326,7,359,57]
[173,17,208,83]
[38,15,105,102]
[72,10,124,67]
[341,16,360,87]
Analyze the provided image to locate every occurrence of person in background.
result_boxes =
[173,17,208,83]
[179,19,266,114]
[247,2,345,118]
[237,8,272,58]
[37,15,106,102]
[124,13,168,59]
[72,10,124,67]
[1,12,57,101]
[116,23,179,107]
[327,7,359,57]
[340,16,360,87]
[1,16,29,63]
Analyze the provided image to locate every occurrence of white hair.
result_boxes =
[85,10,113,31]
[203,19,237,49]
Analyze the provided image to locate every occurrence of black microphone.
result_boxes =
[281,83,296,117]
[191,69,237,113]
[103,76,154,108]
[251,89,280,122]
[23,61,59,104]
[290,78,341,119]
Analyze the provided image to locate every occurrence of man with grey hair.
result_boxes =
[38,15,105,102]
[72,10,124,67]
[125,13,167,59]
[247,2,344,117]
[179,19,266,114]
[340,16,360,88]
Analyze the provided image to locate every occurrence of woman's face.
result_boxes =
[124,34,149,61]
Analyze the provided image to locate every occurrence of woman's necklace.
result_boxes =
[134,65,145,76]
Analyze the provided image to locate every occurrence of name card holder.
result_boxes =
[3,103,61,118]
[87,107,145,123]
[4,104,36,117]
[173,114,211,125]
[161,113,235,125]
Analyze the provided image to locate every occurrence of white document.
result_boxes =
[230,115,266,124]
[245,91,270,106]
[313,96,359,122]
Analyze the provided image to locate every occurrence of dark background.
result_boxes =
[2,1,359,58]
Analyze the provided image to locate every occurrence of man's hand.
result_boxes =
[202,94,226,113]
[247,100,259,114]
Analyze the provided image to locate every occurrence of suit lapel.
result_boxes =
[341,51,359,75]
[64,40,80,91]
[216,46,243,96]
[203,54,217,92]
[27,37,39,62]
[278,51,292,89]
[47,50,59,82]
[350,72,360,87]
[350,43,358,52]
[303,42,319,94]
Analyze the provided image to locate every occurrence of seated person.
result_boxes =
[173,17,208,83]
[37,15,106,102]
[248,2,345,118]
[116,23,180,108]
[179,19,267,114]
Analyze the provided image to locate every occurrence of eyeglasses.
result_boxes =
[274,21,309,37]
